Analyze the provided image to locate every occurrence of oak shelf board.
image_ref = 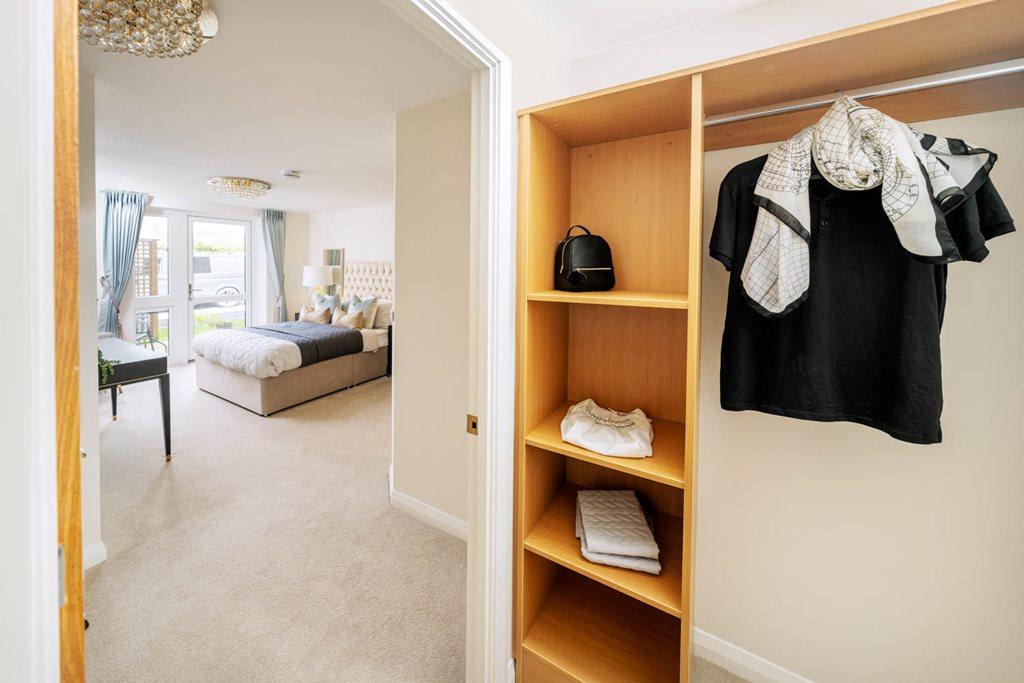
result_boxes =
[525,486,683,617]
[525,402,686,489]
[527,289,689,309]
[523,571,681,683]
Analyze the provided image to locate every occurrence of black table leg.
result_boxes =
[110,386,117,421]
[158,374,171,462]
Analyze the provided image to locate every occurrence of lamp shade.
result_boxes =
[302,265,334,287]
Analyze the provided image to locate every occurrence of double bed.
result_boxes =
[193,261,393,416]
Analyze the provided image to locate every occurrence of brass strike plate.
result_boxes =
[466,414,479,435]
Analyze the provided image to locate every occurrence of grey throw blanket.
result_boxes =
[246,322,363,366]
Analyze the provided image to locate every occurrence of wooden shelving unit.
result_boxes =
[515,2,1024,680]
[526,290,689,309]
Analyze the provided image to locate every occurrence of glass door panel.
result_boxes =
[187,217,252,358]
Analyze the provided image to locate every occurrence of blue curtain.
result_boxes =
[98,190,150,336]
[261,209,288,322]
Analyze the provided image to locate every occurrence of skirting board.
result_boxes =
[389,483,468,542]
[693,628,814,683]
[83,541,107,570]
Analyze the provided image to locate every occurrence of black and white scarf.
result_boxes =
[741,95,996,316]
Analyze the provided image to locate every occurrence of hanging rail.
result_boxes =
[704,57,1024,127]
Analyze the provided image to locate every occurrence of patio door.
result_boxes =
[187,216,253,358]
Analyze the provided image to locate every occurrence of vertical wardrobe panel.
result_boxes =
[680,73,705,683]
[569,130,690,295]
[516,113,571,660]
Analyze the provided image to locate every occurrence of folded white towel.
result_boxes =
[575,490,661,575]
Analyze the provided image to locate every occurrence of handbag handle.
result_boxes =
[564,225,591,238]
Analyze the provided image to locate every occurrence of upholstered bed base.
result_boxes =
[196,349,389,416]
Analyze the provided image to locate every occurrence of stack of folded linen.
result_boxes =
[574,489,661,575]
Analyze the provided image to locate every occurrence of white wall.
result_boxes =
[696,108,1024,683]
[568,0,948,95]
[0,1,39,677]
[80,73,104,569]
[308,205,395,265]
[392,94,472,528]
[445,0,569,109]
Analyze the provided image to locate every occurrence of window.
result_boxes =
[134,215,169,298]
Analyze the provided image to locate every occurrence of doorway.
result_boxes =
[40,0,515,679]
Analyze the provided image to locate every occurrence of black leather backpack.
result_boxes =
[554,225,615,292]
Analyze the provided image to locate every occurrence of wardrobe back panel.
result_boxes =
[522,115,571,293]
[566,305,687,423]
[566,459,683,518]
[570,129,690,295]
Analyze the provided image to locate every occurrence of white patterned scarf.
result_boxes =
[741,95,996,316]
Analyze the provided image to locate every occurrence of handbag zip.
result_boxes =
[572,267,612,271]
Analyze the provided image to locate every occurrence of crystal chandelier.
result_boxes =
[206,177,272,201]
[78,0,217,58]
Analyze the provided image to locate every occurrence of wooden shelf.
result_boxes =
[527,289,689,309]
[523,571,680,683]
[525,486,683,617]
[526,402,686,489]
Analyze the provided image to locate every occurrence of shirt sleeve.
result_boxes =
[947,178,1016,263]
[710,171,739,271]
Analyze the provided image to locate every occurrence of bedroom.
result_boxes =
[77,0,475,678]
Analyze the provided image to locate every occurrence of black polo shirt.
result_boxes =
[710,155,1014,444]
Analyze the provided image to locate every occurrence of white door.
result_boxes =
[187,216,253,359]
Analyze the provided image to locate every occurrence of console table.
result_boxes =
[98,336,171,461]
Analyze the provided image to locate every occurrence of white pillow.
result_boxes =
[374,300,394,329]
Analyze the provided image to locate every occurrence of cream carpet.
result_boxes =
[86,364,744,682]
[87,366,466,681]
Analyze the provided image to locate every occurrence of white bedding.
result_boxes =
[192,329,302,379]
[360,328,389,351]
[193,327,386,379]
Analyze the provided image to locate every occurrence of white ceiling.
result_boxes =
[523,0,768,60]
[84,0,469,214]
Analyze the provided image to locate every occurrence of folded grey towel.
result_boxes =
[575,490,661,575]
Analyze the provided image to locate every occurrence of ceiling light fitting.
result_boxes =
[206,177,271,201]
[78,0,218,58]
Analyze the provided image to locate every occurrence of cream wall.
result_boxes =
[392,94,472,526]
[282,212,310,316]
[308,205,395,265]
[696,108,1024,682]
[568,0,948,95]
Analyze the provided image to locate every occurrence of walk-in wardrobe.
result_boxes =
[514,1,1024,680]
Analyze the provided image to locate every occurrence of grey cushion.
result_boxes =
[312,292,346,315]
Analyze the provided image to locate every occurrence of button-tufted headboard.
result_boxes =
[344,260,394,301]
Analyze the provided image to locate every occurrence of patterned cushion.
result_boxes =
[298,307,331,324]
[331,309,363,329]
[312,292,345,315]
[348,294,378,329]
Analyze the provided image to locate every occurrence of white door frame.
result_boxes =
[25,0,514,679]
[382,2,515,680]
